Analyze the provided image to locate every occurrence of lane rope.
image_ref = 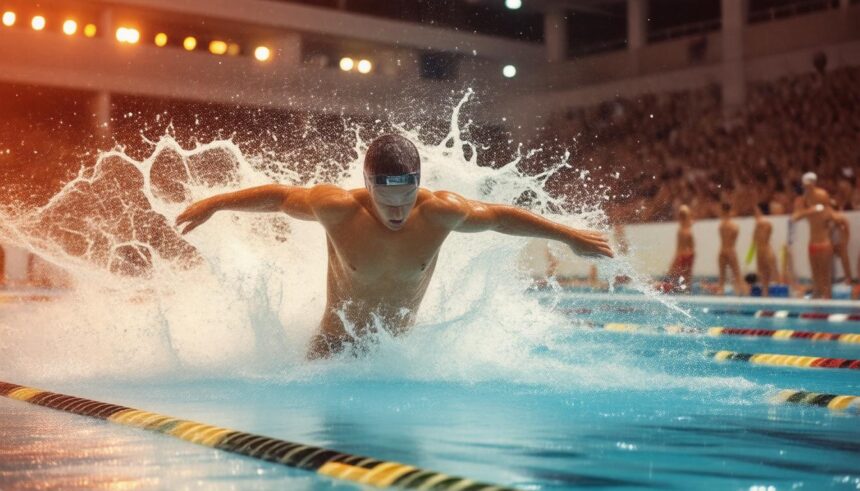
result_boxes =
[589,322,860,344]
[709,351,860,369]
[0,381,514,491]
[565,307,860,323]
[772,390,860,412]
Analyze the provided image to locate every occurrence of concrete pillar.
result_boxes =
[627,0,648,51]
[275,33,302,65]
[99,7,112,39]
[93,91,111,142]
[544,6,568,62]
[721,0,748,113]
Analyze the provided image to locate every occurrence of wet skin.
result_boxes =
[176,183,613,358]
[792,186,834,298]
[752,211,777,297]
[717,214,744,295]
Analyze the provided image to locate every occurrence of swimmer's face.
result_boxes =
[367,182,419,231]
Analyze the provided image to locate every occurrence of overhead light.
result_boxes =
[209,40,228,55]
[1,11,16,27]
[254,46,271,61]
[503,64,517,78]
[183,36,197,51]
[62,19,77,35]
[31,15,46,31]
[83,23,97,37]
[154,32,167,47]
[505,0,522,9]
[227,43,240,56]
[357,59,372,74]
[339,57,354,71]
[116,27,140,44]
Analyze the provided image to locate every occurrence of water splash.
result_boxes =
[0,92,758,397]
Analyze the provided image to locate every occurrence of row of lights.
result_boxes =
[0,10,272,62]
[114,26,271,61]
[3,11,98,37]
[339,57,373,74]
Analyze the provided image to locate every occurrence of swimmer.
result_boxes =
[176,135,613,358]
[717,203,745,295]
[666,204,695,293]
[791,172,834,299]
[831,204,852,284]
[752,203,778,297]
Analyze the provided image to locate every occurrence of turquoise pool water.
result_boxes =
[1,294,859,490]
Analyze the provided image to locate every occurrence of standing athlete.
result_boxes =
[717,203,745,295]
[176,135,613,358]
[666,204,695,292]
[752,203,778,297]
[792,172,834,299]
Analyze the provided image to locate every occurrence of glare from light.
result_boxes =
[62,19,77,35]
[503,64,517,78]
[2,11,16,27]
[183,36,197,51]
[357,59,372,74]
[31,15,45,31]
[209,40,228,55]
[254,46,271,61]
[83,23,97,37]
[505,0,522,9]
[154,32,167,47]
[116,27,140,44]
[227,43,240,56]
[339,57,354,71]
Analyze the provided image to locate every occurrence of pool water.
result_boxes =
[1,294,859,491]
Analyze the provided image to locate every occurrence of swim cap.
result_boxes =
[801,172,817,185]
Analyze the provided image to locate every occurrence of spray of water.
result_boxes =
[0,92,760,397]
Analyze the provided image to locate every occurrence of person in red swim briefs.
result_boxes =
[666,204,695,292]
[792,172,834,299]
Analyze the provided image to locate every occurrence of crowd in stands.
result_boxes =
[541,64,860,222]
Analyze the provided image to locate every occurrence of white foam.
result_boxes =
[0,92,759,397]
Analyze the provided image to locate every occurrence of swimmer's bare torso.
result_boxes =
[176,184,613,359]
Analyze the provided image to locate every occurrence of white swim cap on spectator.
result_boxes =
[801,172,817,185]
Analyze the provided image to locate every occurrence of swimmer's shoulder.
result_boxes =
[308,184,360,222]
[419,190,474,227]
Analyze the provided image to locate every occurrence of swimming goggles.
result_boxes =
[366,172,420,186]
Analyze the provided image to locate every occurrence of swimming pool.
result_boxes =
[2,292,858,490]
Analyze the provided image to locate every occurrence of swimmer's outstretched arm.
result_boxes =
[428,191,613,258]
[175,184,348,234]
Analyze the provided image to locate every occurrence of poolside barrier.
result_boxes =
[772,390,860,412]
[709,351,860,369]
[0,381,514,491]
[591,323,860,343]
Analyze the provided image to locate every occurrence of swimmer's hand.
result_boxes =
[567,229,614,258]
[176,200,217,234]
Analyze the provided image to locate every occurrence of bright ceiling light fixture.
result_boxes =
[2,11,16,27]
[31,15,46,31]
[357,59,372,74]
[62,19,77,35]
[339,57,354,71]
[183,36,197,51]
[254,46,271,61]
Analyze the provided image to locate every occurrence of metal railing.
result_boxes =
[748,0,841,23]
